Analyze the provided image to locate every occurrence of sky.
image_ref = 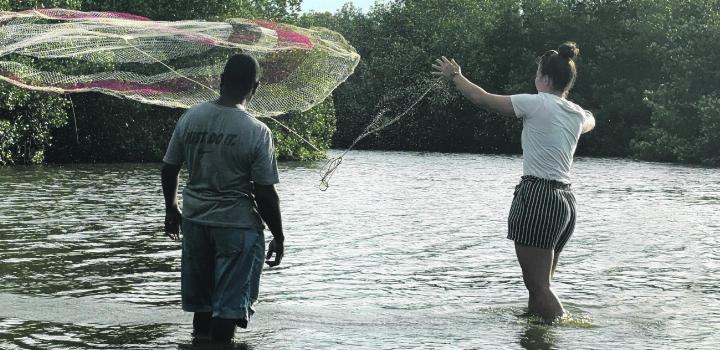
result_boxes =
[300,0,385,13]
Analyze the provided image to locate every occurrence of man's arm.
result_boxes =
[253,183,284,267]
[161,162,182,241]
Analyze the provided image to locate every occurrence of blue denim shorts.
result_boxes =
[181,219,265,322]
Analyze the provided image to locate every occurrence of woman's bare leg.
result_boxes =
[515,243,564,322]
[551,251,560,280]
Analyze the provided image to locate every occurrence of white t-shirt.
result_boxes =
[163,102,280,228]
[510,92,595,184]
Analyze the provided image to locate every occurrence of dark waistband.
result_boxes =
[520,175,571,189]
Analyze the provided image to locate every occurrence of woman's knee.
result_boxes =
[522,273,551,294]
[515,243,555,292]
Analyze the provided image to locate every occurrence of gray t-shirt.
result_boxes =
[511,92,595,184]
[163,102,280,228]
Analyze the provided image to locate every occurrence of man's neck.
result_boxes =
[214,95,246,108]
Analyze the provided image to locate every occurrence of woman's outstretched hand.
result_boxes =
[431,56,461,81]
[430,56,514,115]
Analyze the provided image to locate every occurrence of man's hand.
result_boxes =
[254,184,285,268]
[164,206,182,241]
[265,238,284,267]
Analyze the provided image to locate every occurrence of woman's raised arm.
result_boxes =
[432,56,515,116]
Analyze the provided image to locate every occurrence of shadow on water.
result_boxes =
[178,339,253,350]
[518,323,558,350]
[515,305,596,350]
[0,318,173,348]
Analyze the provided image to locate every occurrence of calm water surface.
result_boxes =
[0,150,718,349]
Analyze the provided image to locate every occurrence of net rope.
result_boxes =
[319,78,443,191]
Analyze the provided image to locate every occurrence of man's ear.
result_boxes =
[219,73,226,91]
[251,81,260,95]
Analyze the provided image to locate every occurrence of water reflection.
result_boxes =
[178,339,253,350]
[519,323,558,350]
[0,318,173,349]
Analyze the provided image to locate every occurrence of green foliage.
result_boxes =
[3,0,301,20]
[8,0,83,10]
[0,2,77,165]
[4,0,720,166]
[629,0,720,165]
[299,0,720,166]
[77,0,301,21]
[45,93,179,163]
[271,97,335,161]
[0,85,69,165]
[46,93,334,163]
[695,96,720,165]
[2,0,333,164]
[299,1,534,153]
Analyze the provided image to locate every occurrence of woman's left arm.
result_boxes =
[582,110,596,133]
[432,57,515,116]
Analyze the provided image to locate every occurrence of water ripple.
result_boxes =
[0,152,718,348]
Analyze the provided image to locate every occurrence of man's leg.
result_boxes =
[210,318,236,342]
[181,220,215,337]
[515,243,564,322]
[192,312,212,338]
[208,228,264,341]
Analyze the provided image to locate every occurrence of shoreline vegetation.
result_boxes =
[1,0,718,167]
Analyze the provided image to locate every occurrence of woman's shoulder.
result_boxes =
[511,93,544,118]
[512,92,542,101]
[551,97,594,131]
[542,94,587,117]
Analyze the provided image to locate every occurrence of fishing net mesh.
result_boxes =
[0,8,360,116]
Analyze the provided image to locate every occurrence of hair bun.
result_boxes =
[558,42,579,60]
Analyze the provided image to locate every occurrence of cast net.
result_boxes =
[0,8,360,116]
[318,77,446,190]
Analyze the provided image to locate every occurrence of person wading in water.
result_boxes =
[432,42,595,322]
[161,53,285,341]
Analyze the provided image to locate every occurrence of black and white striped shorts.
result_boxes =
[507,175,576,251]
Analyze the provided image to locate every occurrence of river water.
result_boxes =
[0,150,718,349]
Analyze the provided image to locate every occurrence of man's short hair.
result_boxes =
[222,53,261,92]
